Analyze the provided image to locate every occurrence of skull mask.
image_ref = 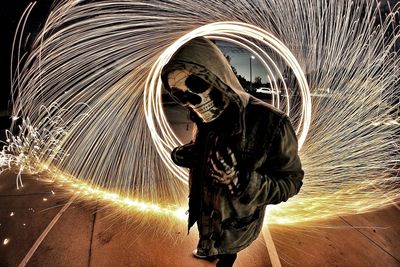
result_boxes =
[166,69,230,122]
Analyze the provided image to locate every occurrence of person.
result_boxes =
[161,37,304,267]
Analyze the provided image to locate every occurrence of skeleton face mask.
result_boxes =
[166,69,230,122]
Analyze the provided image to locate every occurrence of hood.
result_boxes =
[161,37,249,132]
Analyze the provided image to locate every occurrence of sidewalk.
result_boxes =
[1,170,400,266]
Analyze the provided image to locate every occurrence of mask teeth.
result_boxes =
[194,99,214,113]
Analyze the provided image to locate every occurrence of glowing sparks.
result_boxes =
[144,21,312,185]
[52,169,187,221]
[3,238,10,246]
[1,0,399,225]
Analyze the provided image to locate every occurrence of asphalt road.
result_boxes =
[0,104,400,266]
[1,170,400,267]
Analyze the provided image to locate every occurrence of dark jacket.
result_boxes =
[162,37,304,256]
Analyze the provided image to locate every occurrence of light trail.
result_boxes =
[0,0,399,226]
[144,21,311,185]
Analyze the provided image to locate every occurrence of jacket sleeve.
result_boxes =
[237,116,304,205]
[171,142,199,168]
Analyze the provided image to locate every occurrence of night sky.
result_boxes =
[217,41,267,83]
[1,1,52,130]
[0,1,266,124]
[1,1,398,129]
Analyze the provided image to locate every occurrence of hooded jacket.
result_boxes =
[161,37,304,256]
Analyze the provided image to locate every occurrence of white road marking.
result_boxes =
[263,225,282,267]
[18,194,77,267]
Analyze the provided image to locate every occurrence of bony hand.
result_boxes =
[210,147,240,195]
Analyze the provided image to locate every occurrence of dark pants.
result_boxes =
[216,253,237,267]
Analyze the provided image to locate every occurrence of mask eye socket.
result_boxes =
[170,88,186,103]
[185,75,210,93]
[170,87,202,106]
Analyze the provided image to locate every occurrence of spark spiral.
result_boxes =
[1,0,400,224]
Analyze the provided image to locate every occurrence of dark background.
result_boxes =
[0,1,52,134]
[1,1,398,136]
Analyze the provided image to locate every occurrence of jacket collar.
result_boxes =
[190,101,245,136]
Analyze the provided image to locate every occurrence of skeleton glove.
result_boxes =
[210,147,243,195]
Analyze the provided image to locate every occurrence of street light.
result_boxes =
[250,55,255,91]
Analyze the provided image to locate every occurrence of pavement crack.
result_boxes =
[338,215,400,264]
[88,204,98,267]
